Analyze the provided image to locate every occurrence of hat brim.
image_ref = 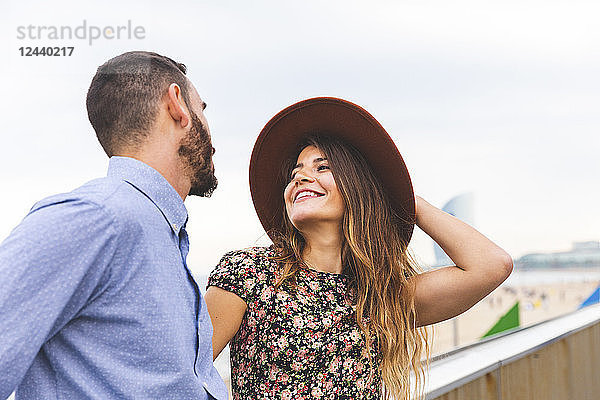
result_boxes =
[249,97,415,245]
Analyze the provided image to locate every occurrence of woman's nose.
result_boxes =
[293,171,315,184]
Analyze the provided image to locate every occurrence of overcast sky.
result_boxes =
[1,0,598,275]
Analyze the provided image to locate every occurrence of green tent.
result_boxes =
[482,301,520,338]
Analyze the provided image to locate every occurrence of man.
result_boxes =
[0,51,228,399]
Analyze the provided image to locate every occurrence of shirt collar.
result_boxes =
[107,156,188,235]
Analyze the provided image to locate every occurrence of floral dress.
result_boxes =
[208,246,382,399]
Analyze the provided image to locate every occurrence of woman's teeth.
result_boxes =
[295,191,321,201]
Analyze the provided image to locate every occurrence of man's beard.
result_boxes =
[178,112,218,197]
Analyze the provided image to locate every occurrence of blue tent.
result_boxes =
[578,285,600,309]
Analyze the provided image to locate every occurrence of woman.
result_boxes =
[205,98,513,400]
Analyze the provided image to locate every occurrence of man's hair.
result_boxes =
[86,51,193,156]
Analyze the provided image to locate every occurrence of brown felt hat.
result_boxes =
[249,97,415,244]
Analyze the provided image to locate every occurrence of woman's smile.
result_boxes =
[284,145,345,228]
[293,189,325,203]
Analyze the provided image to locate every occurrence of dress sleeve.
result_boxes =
[208,249,271,306]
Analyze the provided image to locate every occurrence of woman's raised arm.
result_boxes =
[412,196,513,327]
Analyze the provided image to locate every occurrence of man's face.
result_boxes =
[177,86,218,197]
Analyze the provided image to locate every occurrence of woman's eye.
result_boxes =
[317,165,330,171]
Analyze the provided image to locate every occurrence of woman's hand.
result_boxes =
[411,196,513,327]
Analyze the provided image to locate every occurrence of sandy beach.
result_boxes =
[430,272,600,355]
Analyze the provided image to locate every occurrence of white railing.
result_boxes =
[425,303,600,399]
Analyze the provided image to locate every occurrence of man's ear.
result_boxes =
[166,83,190,129]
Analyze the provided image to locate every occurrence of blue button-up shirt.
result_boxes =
[0,157,227,400]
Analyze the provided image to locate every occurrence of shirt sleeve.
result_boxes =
[208,249,271,306]
[0,198,119,398]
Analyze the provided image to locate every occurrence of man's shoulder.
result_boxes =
[29,176,147,229]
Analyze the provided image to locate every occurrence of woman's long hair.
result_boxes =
[271,134,430,400]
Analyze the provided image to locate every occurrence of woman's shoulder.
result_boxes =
[219,246,277,266]
[209,246,278,304]
[211,246,279,282]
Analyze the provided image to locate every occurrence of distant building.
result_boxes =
[515,241,600,269]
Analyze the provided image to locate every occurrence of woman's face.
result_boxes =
[284,145,345,230]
